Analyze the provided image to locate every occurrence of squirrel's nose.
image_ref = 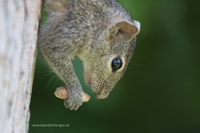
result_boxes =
[96,92,109,99]
[96,93,103,99]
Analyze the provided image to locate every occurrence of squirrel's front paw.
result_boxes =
[64,89,82,110]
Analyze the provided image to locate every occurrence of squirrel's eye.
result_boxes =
[112,57,122,72]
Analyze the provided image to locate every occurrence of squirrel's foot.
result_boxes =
[64,88,82,110]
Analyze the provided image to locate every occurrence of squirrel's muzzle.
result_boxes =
[96,88,110,99]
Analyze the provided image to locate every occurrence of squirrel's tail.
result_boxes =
[44,0,69,16]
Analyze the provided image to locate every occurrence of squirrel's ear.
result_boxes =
[109,20,140,40]
[44,0,68,16]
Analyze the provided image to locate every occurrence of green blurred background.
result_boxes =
[30,0,200,133]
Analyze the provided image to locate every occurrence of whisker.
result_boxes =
[88,89,93,94]
[53,78,60,88]
[43,73,54,76]
[46,75,55,88]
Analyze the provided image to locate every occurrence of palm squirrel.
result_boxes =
[39,0,140,110]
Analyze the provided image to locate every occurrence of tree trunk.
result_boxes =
[0,0,42,132]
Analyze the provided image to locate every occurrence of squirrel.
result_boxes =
[39,0,140,110]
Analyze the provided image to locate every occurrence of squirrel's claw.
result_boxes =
[64,91,82,110]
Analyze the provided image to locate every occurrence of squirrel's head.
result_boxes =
[79,20,140,99]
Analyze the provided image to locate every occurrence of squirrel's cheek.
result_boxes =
[91,81,103,95]
[83,71,92,85]
[84,74,91,85]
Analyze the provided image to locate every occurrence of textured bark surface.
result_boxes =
[0,0,42,132]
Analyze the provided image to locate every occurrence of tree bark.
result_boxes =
[0,0,42,133]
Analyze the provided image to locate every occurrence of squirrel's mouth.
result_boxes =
[90,74,110,99]
[96,90,109,99]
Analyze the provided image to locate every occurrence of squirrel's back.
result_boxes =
[41,0,136,57]
[43,0,134,35]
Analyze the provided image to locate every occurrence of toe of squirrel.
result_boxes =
[54,86,90,102]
